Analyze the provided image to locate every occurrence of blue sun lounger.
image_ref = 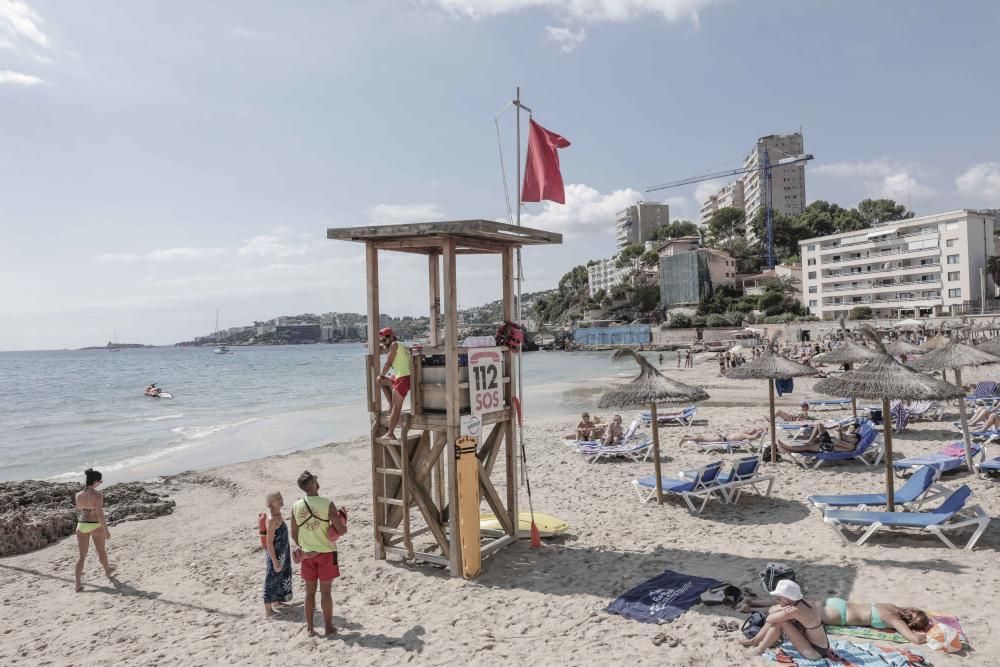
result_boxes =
[631,461,725,512]
[792,422,882,469]
[822,485,990,550]
[976,444,1000,478]
[806,398,852,411]
[807,465,948,510]
[892,443,981,476]
[715,456,775,504]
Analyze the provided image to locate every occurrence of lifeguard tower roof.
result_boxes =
[327,219,561,254]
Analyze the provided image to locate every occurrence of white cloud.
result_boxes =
[97,247,226,263]
[545,25,586,52]
[956,162,1000,201]
[693,179,725,207]
[813,158,934,201]
[0,69,44,85]
[519,183,641,236]
[369,202,446,225]
[238,233,312,259]
[427,0,716,23]
[0,0,50,51]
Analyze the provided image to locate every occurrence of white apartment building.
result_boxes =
[699,180,745,224]
[743,132,807,224]
[800,209,1000,321]
[616,202,670,252]
[587,257,623,297]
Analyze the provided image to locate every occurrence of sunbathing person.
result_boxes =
[775,402,810,422]
[739,590,930,646]
[602,415,624,446]
[741,581,831,660]
[568,412,605,441]
[681,426,767,444]
[778,421,858,454]
[967,406,1000,429]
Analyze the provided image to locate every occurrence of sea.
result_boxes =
[0,345,636,483]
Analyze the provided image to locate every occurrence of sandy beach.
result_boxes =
[2,359,998,666]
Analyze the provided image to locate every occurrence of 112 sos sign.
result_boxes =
[469,348,503,417]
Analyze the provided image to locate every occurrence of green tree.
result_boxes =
[849,305,873,320]
[707,207,746,252]
[797,200,843,237]
[631,285,660,312]
[857,198,914,226]
[748,209,813,262]
[669,313,691,328]
[706,313,728,328]
[640,249,660,267]
[591,288,607,303]
[832,207,868,233]
[651,220,700,242]
[558,265,589,294]
[757,291,783,312]
[615,244,644,269]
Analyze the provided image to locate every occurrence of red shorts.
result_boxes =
[300,551,340,582]
[392,375,411,399]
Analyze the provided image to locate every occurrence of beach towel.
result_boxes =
[765,639,930,666]
[828,613,968,649]
[605,569,720,624]
[891,401,910,432]
[776,378,794,397]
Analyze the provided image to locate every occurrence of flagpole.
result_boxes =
[514,86,524,490]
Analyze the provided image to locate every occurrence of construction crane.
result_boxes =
[647,151,814,270]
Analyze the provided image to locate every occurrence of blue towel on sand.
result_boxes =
[765,639,930,666]
[605,569,720,624]
[776,378,793,397]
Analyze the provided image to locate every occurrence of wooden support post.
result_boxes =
[501,247,518,538]
[442,238,462,577]
[429,252,441,347]
[650,403,663,505]
[365,242,384,559]
[768,379,777,464]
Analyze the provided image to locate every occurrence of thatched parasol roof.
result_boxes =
[813,318,881,365]
[920,334,951,352]
[909,338,1000,372]
[886,339,922,355]
[724,344,818,380]
[598,348,709,409]
[976,336,1000,357]
[815,329,965,401]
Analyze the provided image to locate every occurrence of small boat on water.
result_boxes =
[213,309,231,354]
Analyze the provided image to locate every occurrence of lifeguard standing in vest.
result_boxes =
[376,327,411,442]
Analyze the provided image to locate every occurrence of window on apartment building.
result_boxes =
[808,286,817,294]
[807,245,816,252]
[948,288,962,298]
[945,239,956,247]
[832,255,841,262]
[947,254,960,264]
[808,300,817,308]
[947,271,960,281]
[807,271,816,279]
[807,258,816,266]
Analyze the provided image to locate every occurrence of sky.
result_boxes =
[2,0,1000,351]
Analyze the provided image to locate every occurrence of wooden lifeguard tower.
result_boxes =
[327,220,561,578]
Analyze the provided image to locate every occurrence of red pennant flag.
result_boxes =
[521,119,570,204]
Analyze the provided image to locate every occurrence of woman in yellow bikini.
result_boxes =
[74,468,115,591]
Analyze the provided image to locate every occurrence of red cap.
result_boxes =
[378,327,394,338]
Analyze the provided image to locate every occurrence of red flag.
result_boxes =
[521,119,570,204]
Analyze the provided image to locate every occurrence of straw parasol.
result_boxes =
[599,348,709,504]
[814,327,965,511]
[886,339,922,356]
[725,335,818,463]
[909,338,1000,471]
[975,336,1000,357]
[812,320,881,419]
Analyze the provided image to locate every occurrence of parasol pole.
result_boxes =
[953,367,975,471]
[649,402,663,504]
[768,378,777,463]
[882,396,896,512]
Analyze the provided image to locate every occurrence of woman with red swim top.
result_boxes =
[376,327,411,443]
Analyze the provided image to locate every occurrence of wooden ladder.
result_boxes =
[374,415,417,559]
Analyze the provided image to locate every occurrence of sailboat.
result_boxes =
[109,330,120,352]
[213,310,230,354]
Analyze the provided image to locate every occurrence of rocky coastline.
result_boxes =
[0,480,175,558]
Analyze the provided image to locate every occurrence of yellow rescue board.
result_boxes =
[479,511,568,538]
